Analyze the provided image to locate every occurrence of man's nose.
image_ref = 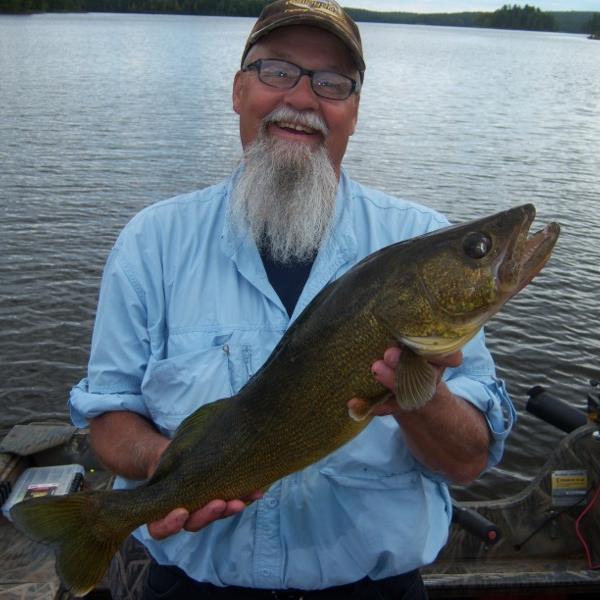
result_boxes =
[282,74,320,112]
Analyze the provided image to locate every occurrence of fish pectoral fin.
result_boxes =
[148,397,229,484]
[394,348,437,411]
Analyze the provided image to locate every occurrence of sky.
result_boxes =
[341,1,600,13]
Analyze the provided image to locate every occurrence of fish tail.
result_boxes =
[10,490,133,596]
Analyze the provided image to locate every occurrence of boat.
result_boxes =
[424,382,600,598]
[0,422,109,599]
[1,382,599,599]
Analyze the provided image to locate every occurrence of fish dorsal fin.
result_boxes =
[394,348,437,411]
[147,397,229,484]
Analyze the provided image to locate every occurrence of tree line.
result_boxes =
[0,1,598,36]
[475,4,557,31]
[585,12,600,38]
[0,0,270,14]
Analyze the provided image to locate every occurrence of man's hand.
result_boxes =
[370,346,463,416]
[362,345,490,484]
[148,492,264,540]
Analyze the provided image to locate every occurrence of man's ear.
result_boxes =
[232,71,244,115]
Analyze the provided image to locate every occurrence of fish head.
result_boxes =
[388,204,560,356]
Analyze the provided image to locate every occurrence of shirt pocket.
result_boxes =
[142,343,234,435]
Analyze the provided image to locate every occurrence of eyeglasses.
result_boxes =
[242,58,360,101]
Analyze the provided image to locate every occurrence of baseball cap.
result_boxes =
[241,0,365,76]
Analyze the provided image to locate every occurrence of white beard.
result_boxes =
[229,107,338,264]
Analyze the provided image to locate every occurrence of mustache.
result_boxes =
[261,106,329,137]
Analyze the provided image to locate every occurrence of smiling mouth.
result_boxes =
[274,121,320,135]
[262,106,329,140]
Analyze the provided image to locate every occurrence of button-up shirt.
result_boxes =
[70,169,515,589]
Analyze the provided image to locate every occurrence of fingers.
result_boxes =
[371,357,395,390]
[243,490,265,503]
[382,346,402,367]
[148,507,190,540]
[380,347,463,370]
[371,346,464,393]
[147,493,265,540]
[148,500,232,539]
[185,497,262,530]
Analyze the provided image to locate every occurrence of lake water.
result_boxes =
[1,13,599,500]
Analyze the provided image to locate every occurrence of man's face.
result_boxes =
[233,25,360,178]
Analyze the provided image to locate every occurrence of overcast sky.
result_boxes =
[342,1,600,12]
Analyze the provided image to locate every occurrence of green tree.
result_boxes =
[0,0,31,11]
[476,4,558,31]
[584,12,600,38]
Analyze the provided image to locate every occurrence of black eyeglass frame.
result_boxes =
[241,58,361,100]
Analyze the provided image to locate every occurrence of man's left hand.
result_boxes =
[370,346,463,416]
[362,345,489,484]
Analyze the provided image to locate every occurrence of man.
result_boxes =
[70,1,515,598]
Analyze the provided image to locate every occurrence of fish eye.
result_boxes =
[463,232,492,259]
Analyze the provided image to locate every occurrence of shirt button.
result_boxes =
[261,568,270,577]
[267,497,279,508]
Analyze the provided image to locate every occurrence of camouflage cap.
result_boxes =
[241,0,365,76]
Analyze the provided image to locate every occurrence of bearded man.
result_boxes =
[70,2,515,599]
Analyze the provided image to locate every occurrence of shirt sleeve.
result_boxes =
[444,328,516,470]
[69,245,153,427]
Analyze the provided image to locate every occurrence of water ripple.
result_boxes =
[1,15,599,499]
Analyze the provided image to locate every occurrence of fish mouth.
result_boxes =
[519,222,561,286]
[501,205,560,295]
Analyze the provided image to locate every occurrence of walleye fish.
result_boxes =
[11,204,559,595]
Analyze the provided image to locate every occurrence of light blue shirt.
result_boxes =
[70,169,515,590]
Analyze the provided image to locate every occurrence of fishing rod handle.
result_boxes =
[452,504,500,544]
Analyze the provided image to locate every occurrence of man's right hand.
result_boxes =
[148,492,264,540]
